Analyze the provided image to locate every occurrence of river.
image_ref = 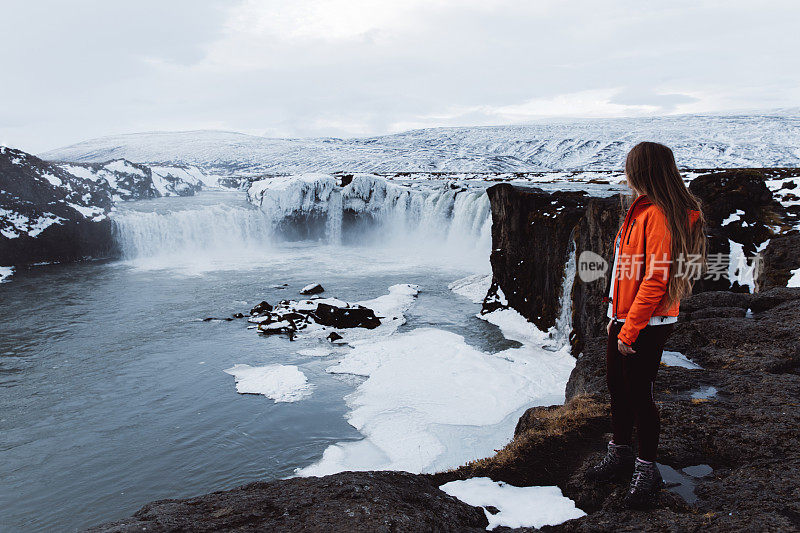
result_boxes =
[0,189,521,531]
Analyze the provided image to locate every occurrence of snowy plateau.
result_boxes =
[41,111,800,175]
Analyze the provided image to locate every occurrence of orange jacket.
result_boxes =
[610,195,700,345]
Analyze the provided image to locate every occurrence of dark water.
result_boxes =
[0,242,503,531]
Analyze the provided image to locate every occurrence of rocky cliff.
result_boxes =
[482,183,623,350]
[1,146,210,266]
[0,146,115,265]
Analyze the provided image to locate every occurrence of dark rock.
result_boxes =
[749,286,800,313]
[0,146,114,265]
[327,331,343,342]
[232,312,245,319]
[759,234,800,290]
[689,169,786,292]
[483,184,617,341]
[679,290,752,313]
[250,301,273,315]
[246,297,383,340]
[313,302,381,329]
[689,306,746,319]
[572,196,625,349]
[483,184,624,351]
[565,337,608,401]
[300,283,325,295]
[88,471,488,533]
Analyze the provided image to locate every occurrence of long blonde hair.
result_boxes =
[625,142,707,306]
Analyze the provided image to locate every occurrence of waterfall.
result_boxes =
[112,203,274,260]
[110,175,493,268]
[551,236,577,345]
[326,189,343,245]
[248,174,492,255]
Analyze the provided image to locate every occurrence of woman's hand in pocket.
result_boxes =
[617,339,636,355]
[607,320,612,335]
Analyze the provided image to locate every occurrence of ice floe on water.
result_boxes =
[223,364,313,402]
[0,266,13,283]
[297,307,575,476]
[439,477,585,530]
[449,274,492,303]
[296,347,334,357]
[662,350,703,369]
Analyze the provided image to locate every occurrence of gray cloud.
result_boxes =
[1,0,799,153]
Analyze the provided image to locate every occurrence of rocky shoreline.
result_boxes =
[76,171,800,531]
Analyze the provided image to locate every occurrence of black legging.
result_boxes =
[606,321,674,461]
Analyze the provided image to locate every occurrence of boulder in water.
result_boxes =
[250,301,273,315]
[242,295,383,340]
[300,283,325,295]
[313,302,381,329]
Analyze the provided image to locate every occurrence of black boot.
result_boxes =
[585,441,634,482]
[624,458,663,509]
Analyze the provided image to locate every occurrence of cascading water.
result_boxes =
[325,189,343,245]
[246,174,492,266]
[112,202,274,260]
[110,175,493,271]
[549,236,577,346]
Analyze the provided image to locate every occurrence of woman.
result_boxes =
[585,142,706,509]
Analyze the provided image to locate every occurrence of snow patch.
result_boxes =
[298,324,575,476]
[41,172,63,187]
[223,364,313,402]
[721,209,744,226]
[105,159,146,176]
[449,274,492,303]
[0,266,14,283]
[67,203,106,221]
[27,214,64,237]
[439,477,585,530]
[662,351,702,369]
[788,268,800,288]
[297,347,334,357]
[727,240,758,292]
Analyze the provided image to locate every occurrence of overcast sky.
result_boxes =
[1,0,798,153]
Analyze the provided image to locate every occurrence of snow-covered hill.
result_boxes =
[41,111,800,175]
[58,160,209,199]
[1,146,114,265]
[1,146,214,266]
